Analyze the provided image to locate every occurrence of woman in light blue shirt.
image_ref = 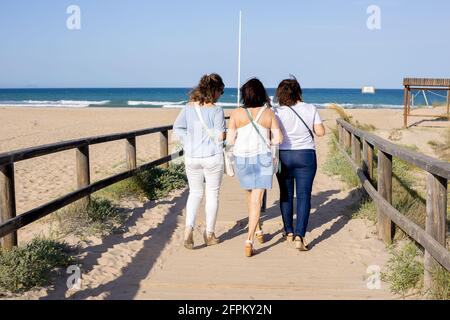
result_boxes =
[173,74,226,250]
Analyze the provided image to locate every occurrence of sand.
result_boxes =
[0,105,448,299]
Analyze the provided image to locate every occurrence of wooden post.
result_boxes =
[338,124,344,147]
[377,150,394,244]
[403,87,408,128]
[423,173,447,294]
[446,88,449,118]
[159,130,169,169]
[0,163,17,249]
[362,140,374,183]
[407,87,411,115]
[351,134,361,166]
[343,129,351,151]
[76,145,90,207]
[126,137,137,170]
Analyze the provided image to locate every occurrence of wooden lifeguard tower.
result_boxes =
[403,78,450,128]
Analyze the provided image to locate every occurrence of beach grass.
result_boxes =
[381,241,424,297]
[428,128,450,162]
[325,108,449,299]
[0,238,75,293]
[97,163,187,201]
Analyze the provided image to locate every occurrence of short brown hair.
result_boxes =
[240,78,271,108]
[276,77,303,107]
[189,73,225,105]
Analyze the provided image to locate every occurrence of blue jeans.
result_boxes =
[276,149,317,237]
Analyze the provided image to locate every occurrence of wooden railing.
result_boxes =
[0,125,181,250]
[336,118,450,291]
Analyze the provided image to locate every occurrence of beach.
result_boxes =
[1,105,448,245]
[0,105,449,300]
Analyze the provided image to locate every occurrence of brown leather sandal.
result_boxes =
[245,240,254,257]
[294,236,309,251]
[255,230,264,244]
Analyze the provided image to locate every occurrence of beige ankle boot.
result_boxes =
[184,228,194,249]
[203,231,220,246]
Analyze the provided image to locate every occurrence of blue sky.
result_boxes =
[0,0,449,88]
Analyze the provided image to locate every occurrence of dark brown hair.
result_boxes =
[240,78,271,109]
[276,77,303,107]
[189,73,225,105]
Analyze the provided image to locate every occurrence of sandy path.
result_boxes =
[3,106,445,299]
[33,112,397,300]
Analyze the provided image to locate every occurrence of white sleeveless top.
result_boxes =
[233,107,270,157]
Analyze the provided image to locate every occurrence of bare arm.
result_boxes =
[226,111,238,145]
[269,109,283,145]
[314,123,326,137]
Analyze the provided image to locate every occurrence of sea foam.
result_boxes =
[0,100,110,108]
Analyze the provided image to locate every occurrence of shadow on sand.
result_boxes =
[219,188,363,253]
[41,184,365,299]
[41,190,188,300]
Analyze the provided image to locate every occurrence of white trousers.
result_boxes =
[185,153,224,233]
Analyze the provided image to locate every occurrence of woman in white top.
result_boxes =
[273,77,325,251]
[227,78,283,257]
[173,74,226,250]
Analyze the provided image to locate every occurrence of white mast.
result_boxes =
[237,10,242,108]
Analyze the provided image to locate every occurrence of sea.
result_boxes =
[0,88,446,109]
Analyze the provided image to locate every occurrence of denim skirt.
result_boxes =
[234,153,273,190]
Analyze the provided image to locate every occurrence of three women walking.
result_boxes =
[174,74,324,257]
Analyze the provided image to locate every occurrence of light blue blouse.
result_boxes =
[173,104,226,158]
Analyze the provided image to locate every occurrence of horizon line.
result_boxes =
[0,86,402,90]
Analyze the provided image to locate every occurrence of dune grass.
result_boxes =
[325,106,449,299]
[428,128,450,162]
[98,163,187,201]
[0,238,75,293]
[381,242,424,297]
[54,197,126,238]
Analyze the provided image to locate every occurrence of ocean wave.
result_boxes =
[314,103,404,109]
[0,100,110,108]
[128,100,186,106]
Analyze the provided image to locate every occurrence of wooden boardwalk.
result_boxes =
[38,135,398,300]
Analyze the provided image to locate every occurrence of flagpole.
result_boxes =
[237,10,242,108]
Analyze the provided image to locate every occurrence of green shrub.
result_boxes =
[86,198,119,223]
[323,136,360,188]
[0,238,74,292]
[351,199,377,222]
[101,163,187,201]
[382,242,424,297]
[430,264,450,300]
[55,197,124,237]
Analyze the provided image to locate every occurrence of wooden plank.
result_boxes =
[343,128,351,150]
[0,124,174,166]
[424,173,448,293]
[126,137,137,170]
[335,142,450,272]
[0,150,184,239]
[337,119,450,180]
[159,130,169,169]
[0,163,17,249]
[351,134,361,166]
[337,124,343,146]
[406,114,450,118]
[362,140,374,182]
[76,145,91,207]
[403,78,450,87]
[377,151,394,244]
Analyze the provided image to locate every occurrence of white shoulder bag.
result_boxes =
[194,106,235,177]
